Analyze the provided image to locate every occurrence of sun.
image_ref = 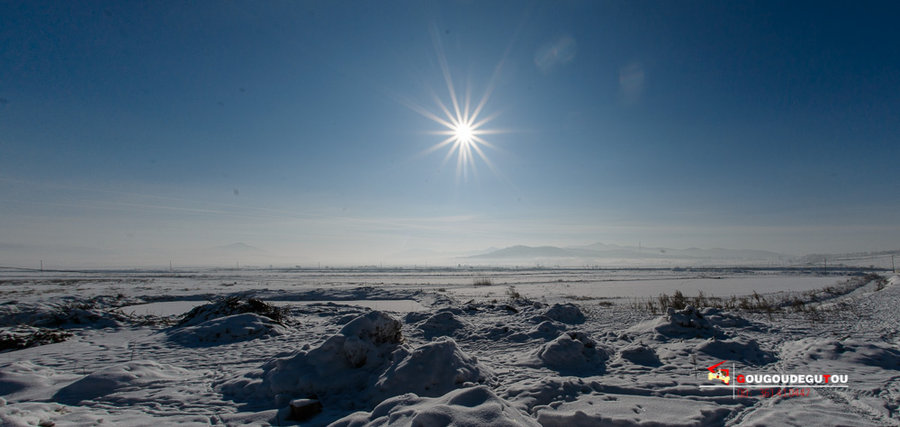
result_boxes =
[454,121,474,146]
[424,95,497,181]
[413,71,502,181]
[396,25,511,182]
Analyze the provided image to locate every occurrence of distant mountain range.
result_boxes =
[797,249,900,269]
[208,242,267,254]
[467,243,786,263]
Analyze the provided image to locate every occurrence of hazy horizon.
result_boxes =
[2,1,899,268]
[2,239,896,270]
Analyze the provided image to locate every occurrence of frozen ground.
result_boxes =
[0,268,897,426]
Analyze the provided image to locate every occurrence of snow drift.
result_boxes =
[166,313,287,346]
[53,361,191,404]
[696,336,775,365]
[375,337,491,399]
[417,311,469,339]
[781,338,900,369]
[509,320,568,342]
[616,342,662,366]
[0,361,58,399]
[177,296,286,327]
[331,386,540,427]
[525,331,610,374]
[221,311,493,411]
[542,303,585,324]
[627,306,724,340]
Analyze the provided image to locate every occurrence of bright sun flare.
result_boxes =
[397,25,512,182]
[424,95,498,181]
[454,122,474,145]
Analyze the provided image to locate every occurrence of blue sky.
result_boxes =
[2,1,899,266]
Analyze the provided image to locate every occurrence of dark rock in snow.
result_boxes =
[288,398,322,421]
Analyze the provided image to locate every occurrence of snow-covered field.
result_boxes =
[0,268,897,426]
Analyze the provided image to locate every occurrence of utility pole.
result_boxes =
[824,257,827,275]
[40,260,43,272]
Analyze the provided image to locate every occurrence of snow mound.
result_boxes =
[738,401,879,427]
[339,310,404,346]
[781,338,900,369]
[700,307,758,329]
[44,307,125,328]
[53,361,191,404]
[375,337,492,399]
[617,342,662,366]
[405,307,462,324]
[63,307,127,328]
[543,303,585,324]
[509,320,567,342]
[627,306,722,339]
[250,312,403,401]
[0,303,126,330]
[0,402,72,427]
[166,313,287,346]
[0,362,57,398]
[475,323,515,341]
[331,386,539,427]
[178,296,286,327]
[0,326,71,352]
[222,311,491,411]
[417,311,468,339]
[503,377,602,413]
[526,332,610,374]
[535,393,730,427]
[696,337,775,365]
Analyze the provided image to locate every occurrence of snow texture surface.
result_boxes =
[0,269,896,426]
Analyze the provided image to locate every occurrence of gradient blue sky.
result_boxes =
[2,1,899,266]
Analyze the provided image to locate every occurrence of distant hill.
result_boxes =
[467,243,787,265]
[469,245,596,259]
[208,242,267,254]
[798,249,899,269]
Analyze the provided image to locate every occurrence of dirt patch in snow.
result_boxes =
[627,306,724,340]
[178,295,288,327]
[0,326,71,353]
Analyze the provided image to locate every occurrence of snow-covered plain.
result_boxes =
[0,268,897,426]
